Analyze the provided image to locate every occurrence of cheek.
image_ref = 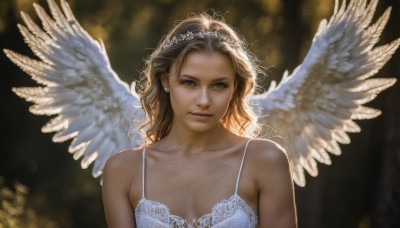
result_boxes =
[216,90,235,111]
[169,88,191,110]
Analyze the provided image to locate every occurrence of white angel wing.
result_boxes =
[4,0,145,178]
[253,0,400,187]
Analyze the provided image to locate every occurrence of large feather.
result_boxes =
[253,0,399,186]
[4,0,145,178]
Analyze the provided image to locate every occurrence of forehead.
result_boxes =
[177,51,235,80]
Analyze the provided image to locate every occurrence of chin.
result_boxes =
[184,121,222,134]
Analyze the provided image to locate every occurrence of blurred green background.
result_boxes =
[1,0,399,227]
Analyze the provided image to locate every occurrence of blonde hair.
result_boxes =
[139,13,261,144]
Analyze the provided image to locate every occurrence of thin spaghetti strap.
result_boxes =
[141,148,146,199]
[235,138,252,194]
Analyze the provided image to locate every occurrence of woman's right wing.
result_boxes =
[4,0,145,179]
[253,0,399,187]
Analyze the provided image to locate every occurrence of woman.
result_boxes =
[102,14,297,228]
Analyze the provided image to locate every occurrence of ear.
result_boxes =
[160,74,170,92]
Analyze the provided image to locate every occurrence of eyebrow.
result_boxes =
[179,74,232,82]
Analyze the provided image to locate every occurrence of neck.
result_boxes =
[153,123,237,153]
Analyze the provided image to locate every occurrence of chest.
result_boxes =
[146,155,239,206]
[158,156,234,185]
[129,149,258,221]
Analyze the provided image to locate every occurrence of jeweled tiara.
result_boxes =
[162,31,227,49]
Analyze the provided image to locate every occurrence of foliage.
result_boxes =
[0,177,59,228]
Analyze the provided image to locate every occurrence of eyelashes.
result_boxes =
[179,80,230,89]
[214,82,229,89]
[180,80,196,87]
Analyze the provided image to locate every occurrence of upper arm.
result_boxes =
[254,141,297,228]
[102,153,136,228]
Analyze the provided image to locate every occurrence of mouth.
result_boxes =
[190,112,213,117]
[189,112,213,120]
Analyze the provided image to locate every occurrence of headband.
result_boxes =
[162,31,229,49]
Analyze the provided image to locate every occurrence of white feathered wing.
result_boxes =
[4,0,145,178]
[253,0,400,186]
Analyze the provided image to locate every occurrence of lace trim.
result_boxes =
[135,194,257,228]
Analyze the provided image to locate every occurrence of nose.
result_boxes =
[197,87,211,107]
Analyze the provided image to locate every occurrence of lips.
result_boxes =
[190,112,213,117]
[189,112,213,120]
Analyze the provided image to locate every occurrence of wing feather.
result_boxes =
[253,0,399,186]
[4,0,145,179]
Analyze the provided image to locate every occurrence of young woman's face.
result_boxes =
[162,51,236,134]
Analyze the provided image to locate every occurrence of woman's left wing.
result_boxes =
[4,0,145,179]
[253,0,399,187]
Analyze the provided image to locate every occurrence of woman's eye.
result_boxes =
[214,82,229,89]
[180,80,196,86]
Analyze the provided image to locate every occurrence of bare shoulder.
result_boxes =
[105,148,142,171]
[248,139,297,227]
[103,148,143,186]
[247,139,288,168]
[246,139,291,186]
[102,148,143,227]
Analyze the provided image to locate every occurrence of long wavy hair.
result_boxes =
[139,13,262,144]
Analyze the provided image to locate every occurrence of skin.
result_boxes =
[102,51,297,227]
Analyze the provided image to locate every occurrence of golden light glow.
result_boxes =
[260,0,283,15]
[256,16,273,34]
